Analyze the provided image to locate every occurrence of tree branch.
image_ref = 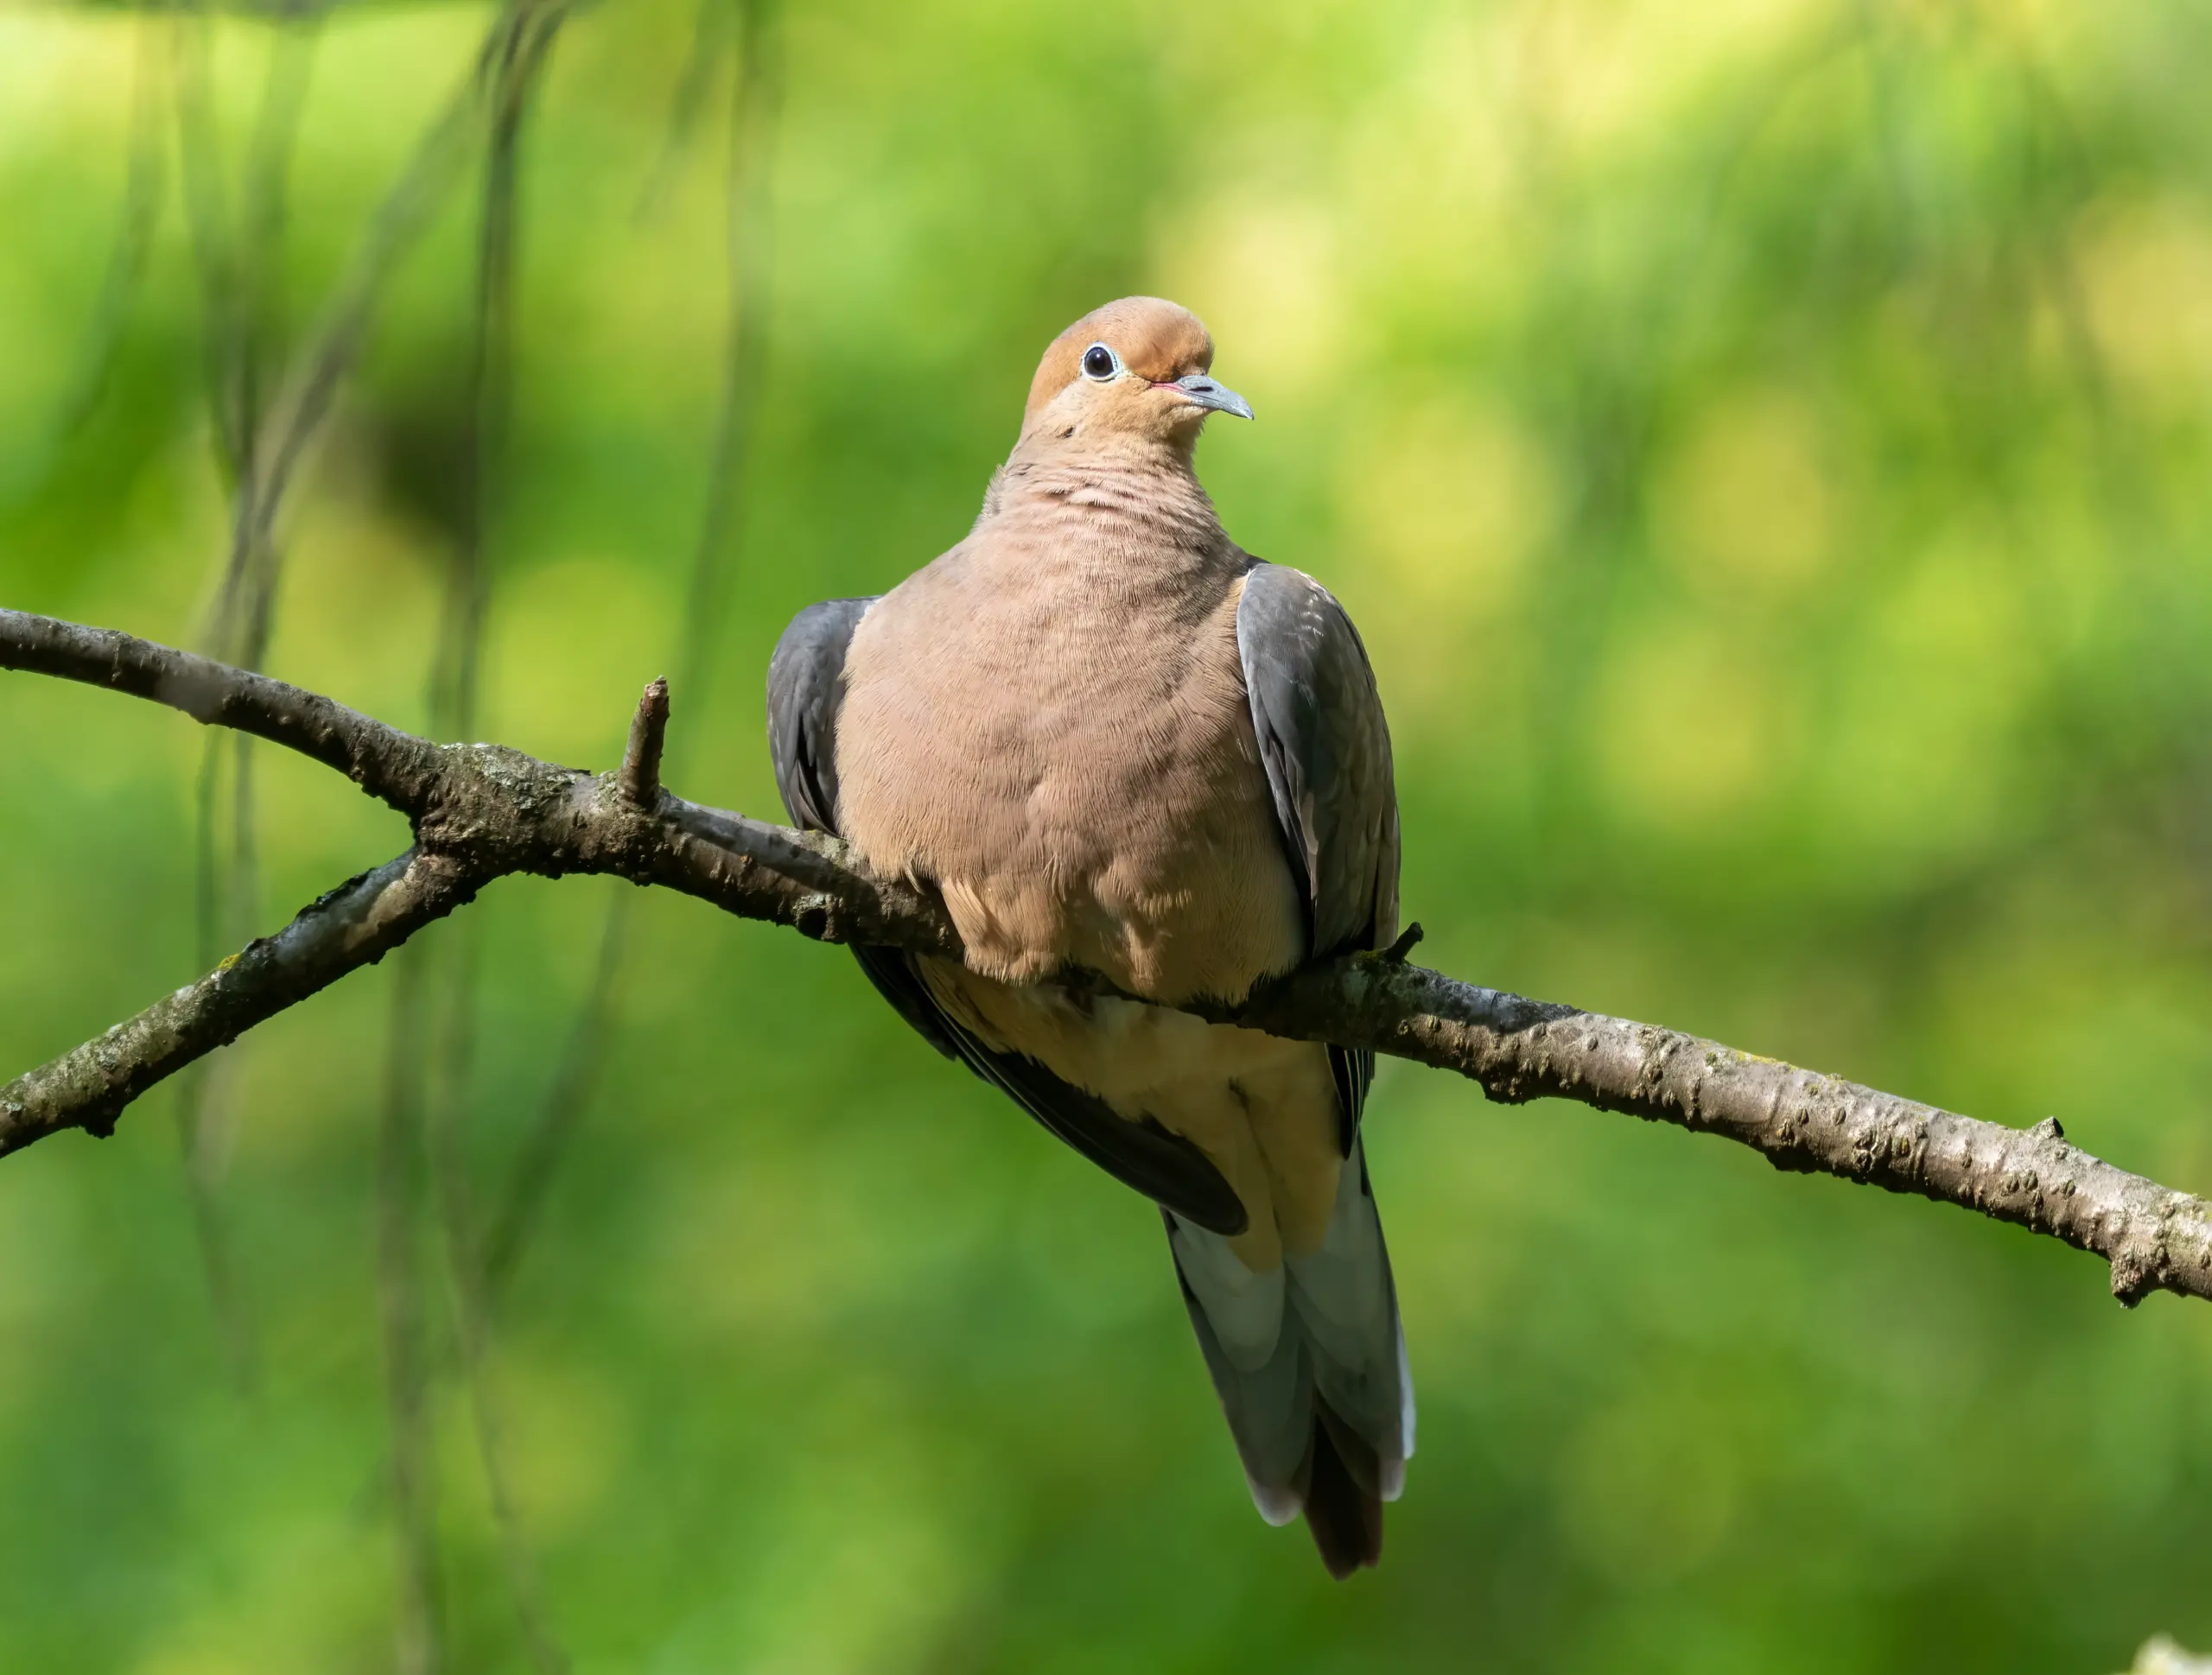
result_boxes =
[1,849,474,1156]
[4,609,2209,1308]
[2,610,441,811]
[1216,966,2212,1308]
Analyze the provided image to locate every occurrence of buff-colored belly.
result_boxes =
[921,961,1344,1270]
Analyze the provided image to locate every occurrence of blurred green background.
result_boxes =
[3,0,2211,1670]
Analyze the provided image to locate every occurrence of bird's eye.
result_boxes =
[1080,343,1118,380]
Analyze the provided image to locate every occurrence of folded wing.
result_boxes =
[1235,561,1402,1148]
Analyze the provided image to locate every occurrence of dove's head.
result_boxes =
[1020,296,1252,453]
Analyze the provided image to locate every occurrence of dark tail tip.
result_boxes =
[1302,1412,1383,1579]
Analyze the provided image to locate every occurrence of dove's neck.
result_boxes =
[979,435,1231,566]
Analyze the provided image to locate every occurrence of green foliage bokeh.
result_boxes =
[3,2,2210,1670]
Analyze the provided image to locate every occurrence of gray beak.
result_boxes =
[1172,373,1254,421]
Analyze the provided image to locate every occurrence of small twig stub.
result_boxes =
[619,676,671,806]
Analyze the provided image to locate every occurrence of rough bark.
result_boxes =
[4,607,2209,1308]
[1,851,474,1152]
[1219,961,2212,1307]
[1,611,442,811]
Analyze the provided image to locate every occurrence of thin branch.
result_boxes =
[426,957,572,1675]
[1,848,475,1155]
[1212,971,2212,1307]
[378,944,443,1675]
[479,895,626,1294]
[169,1042,257,1390]
[3,611,2208,1310]
[401,10,573,1665]
[200,6,321,662]
[0,609,442,810]
[671,0,779,723]
[490,896,630,1304]
[169,0,251,484]
[3,18,167,495]
[630,0,734,223]
[179,4,324,1396]
[236,0,554,592]
[490,0,781,1290]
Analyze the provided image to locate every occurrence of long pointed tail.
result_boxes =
[1166,1136,1413,1577]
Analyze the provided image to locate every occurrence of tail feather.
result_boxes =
[1167,1229,1309,1520]
[1304,1413,1384,1578]
[1166,1135,1411,1576]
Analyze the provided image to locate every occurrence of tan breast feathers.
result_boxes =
[834,524,1303,1005]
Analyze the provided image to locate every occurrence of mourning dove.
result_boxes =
[767,297,1410,1577]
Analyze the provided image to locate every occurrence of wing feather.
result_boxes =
[1235,563,1402,1151]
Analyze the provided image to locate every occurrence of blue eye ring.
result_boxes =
[1080,342,1119,380]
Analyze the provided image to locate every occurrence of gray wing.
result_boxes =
[766,598,1247,1236]
[1236,562,1402,1150]
[768,596,963,1058]
[767,597,874,839]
